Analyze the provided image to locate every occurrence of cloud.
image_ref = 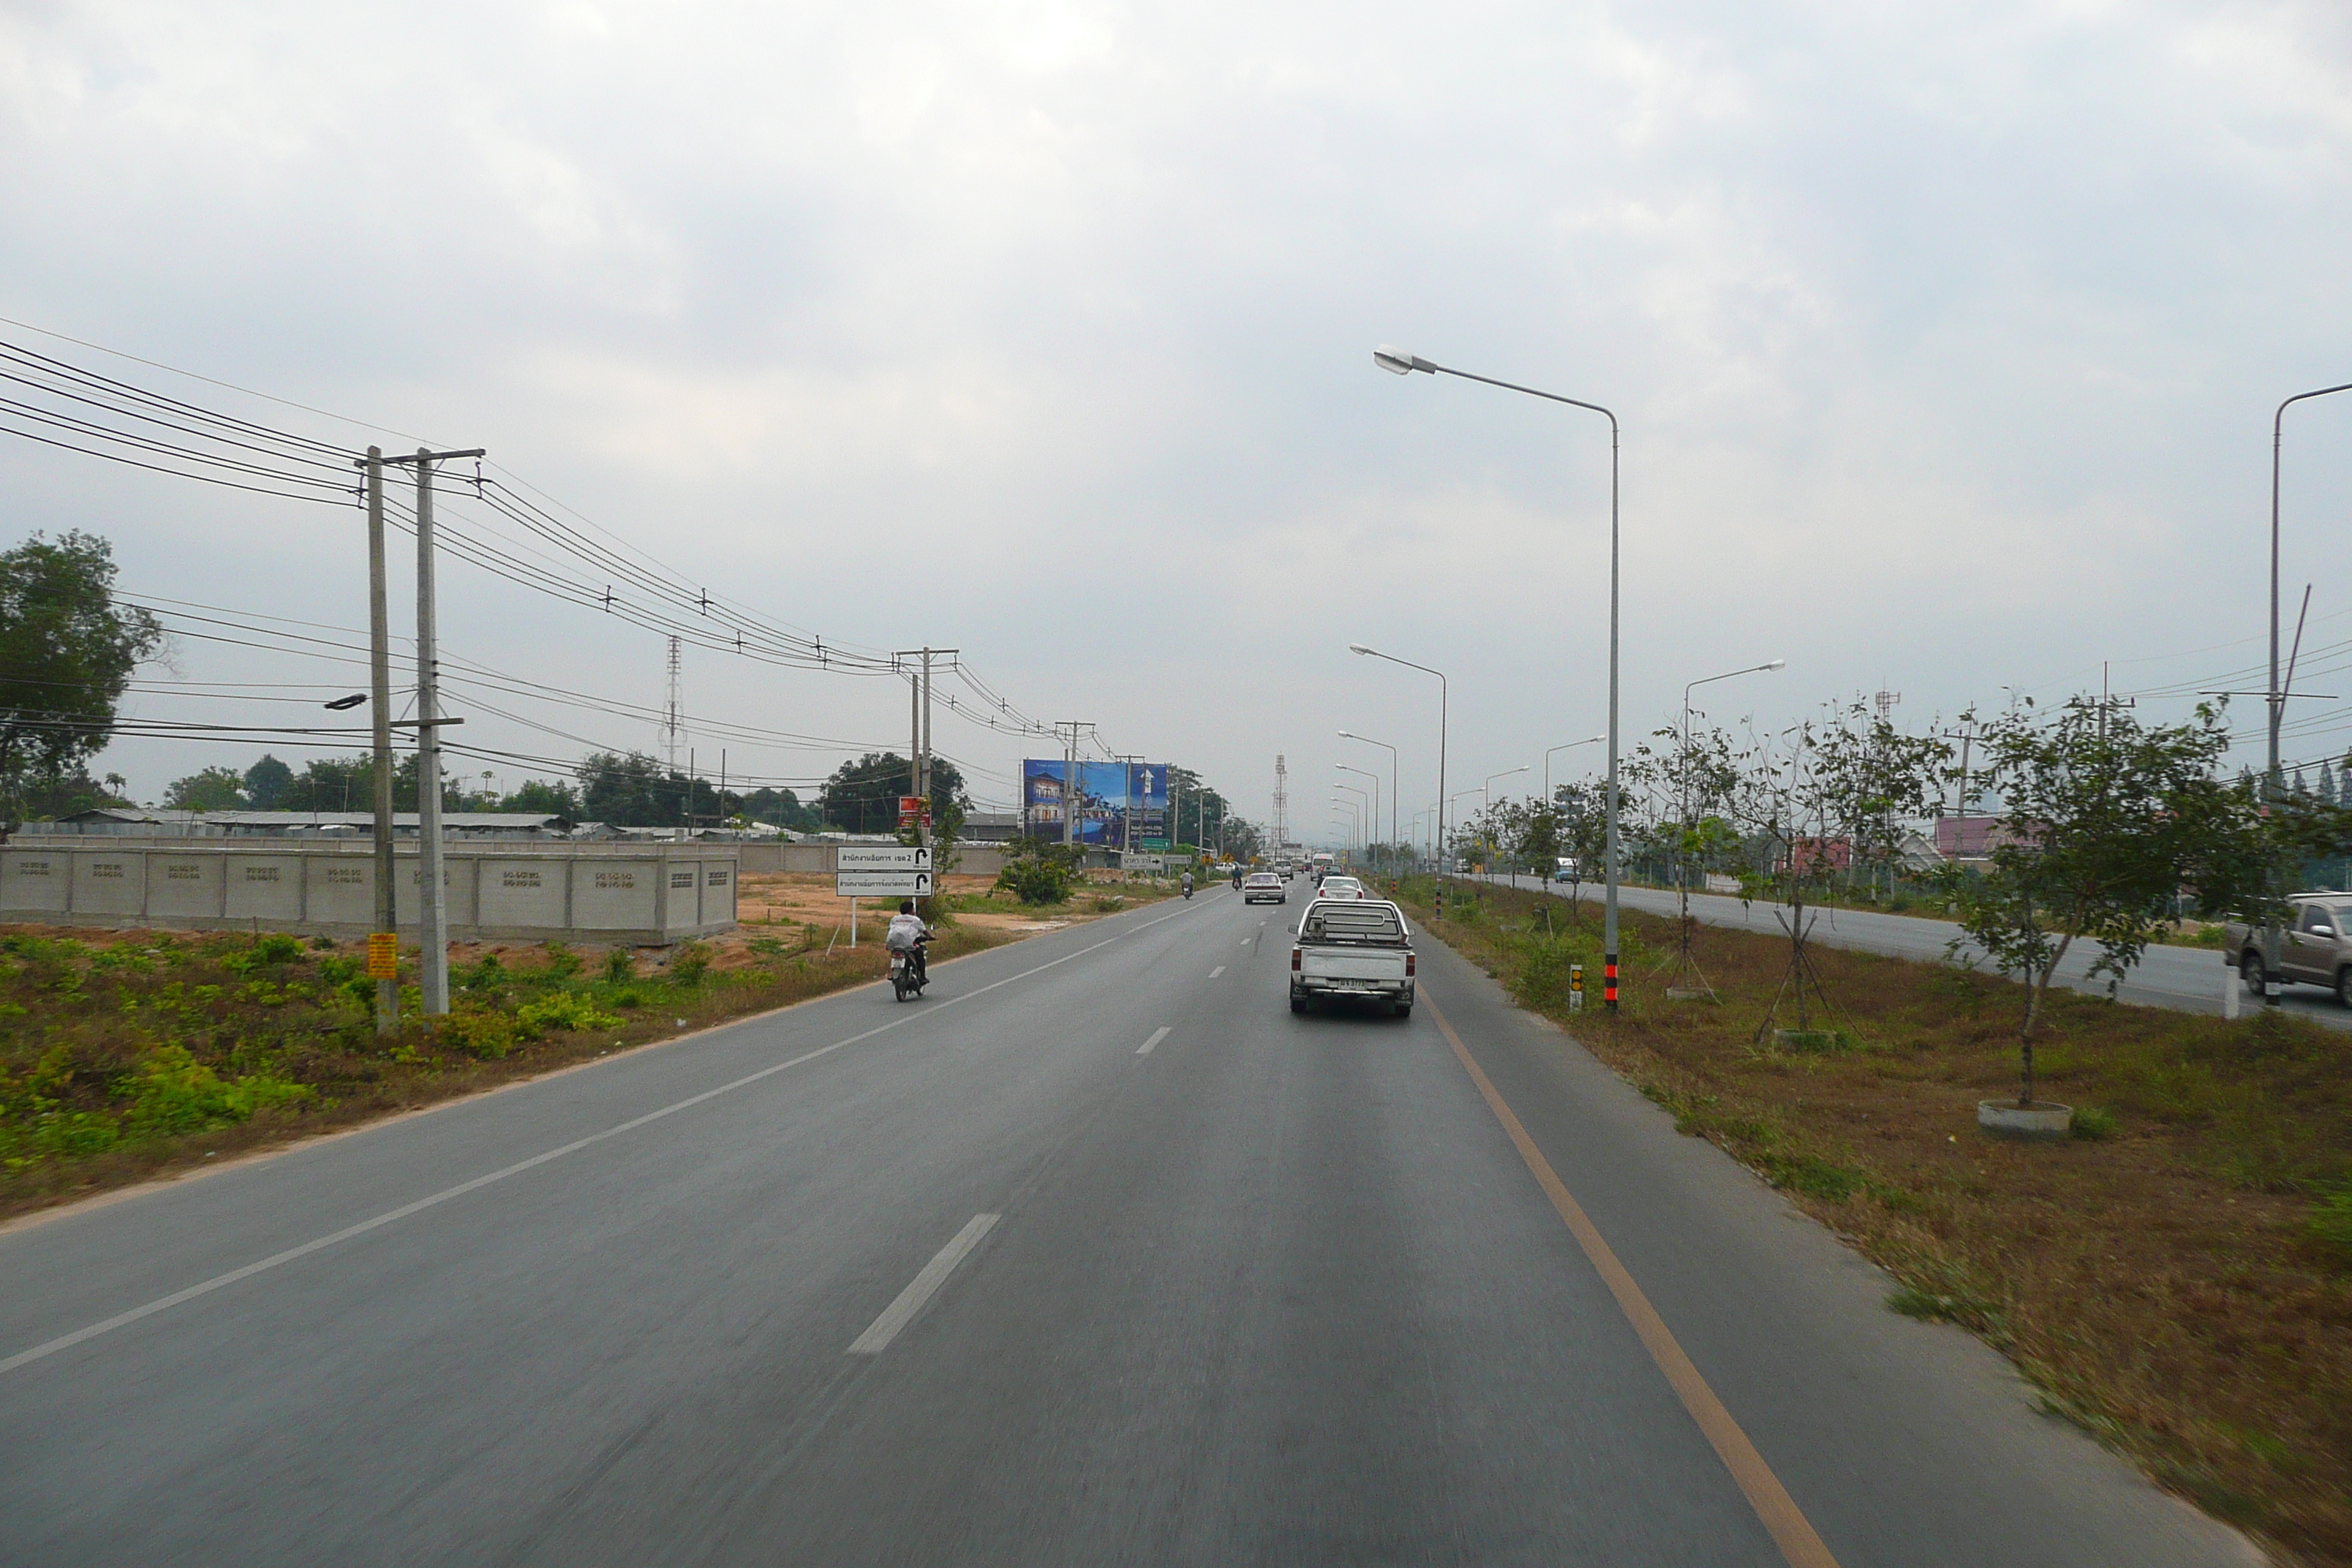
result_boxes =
[2,0,2349,822]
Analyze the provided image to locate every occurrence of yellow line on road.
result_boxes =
[1422,989,1842,1568]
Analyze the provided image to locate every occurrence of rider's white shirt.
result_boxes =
[884,913,929,951]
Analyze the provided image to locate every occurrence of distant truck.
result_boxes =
[2228,895,2352,1006]
[1290,897,1415,1017]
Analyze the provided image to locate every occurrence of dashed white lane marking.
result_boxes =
[2,905,1200,1379]
[1137,1026,1171,1056]
[1240,938,1253,946]
[848,1213,1000,1355]
[1209,966,1226,979]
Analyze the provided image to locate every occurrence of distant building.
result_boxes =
[1934,816,2033,865]
[45,807,583,840]
[1785,837,1850,875]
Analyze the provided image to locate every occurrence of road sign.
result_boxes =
[366,932,399,979]
[897,795,929,827]
[836,870,935,897]
[837,845,932,872]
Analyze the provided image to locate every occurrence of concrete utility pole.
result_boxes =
[1052,720,1093,852]
[363,448,397,1036]
[893,648,955,849]
[382,446,483,1018]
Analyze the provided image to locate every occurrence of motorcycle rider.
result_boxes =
[1180,870,1194,898]
[885,899,932,985]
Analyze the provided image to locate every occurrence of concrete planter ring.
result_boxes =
[1978,1100,2073,1140]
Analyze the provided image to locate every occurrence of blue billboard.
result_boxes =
[1023,761,1169,848]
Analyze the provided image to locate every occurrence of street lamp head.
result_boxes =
[1347,643,1377,657]
[1763,659,1787,672]
[1373,345,1431,376]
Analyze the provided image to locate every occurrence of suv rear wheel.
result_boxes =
[2242,951,2269,996]
[2336,966,2352,1009]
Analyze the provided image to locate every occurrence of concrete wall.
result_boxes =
[0,838,736,945]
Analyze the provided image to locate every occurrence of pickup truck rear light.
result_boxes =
[1406,953,1416,976]
[1292,948,1302,971]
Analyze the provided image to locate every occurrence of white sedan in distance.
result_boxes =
[1242,871,1288,905]
[1316,875,1367,900]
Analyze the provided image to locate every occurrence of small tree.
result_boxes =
[0,532,165,818]
[1933,699,2239,1107]
[1726,701,1951,1033]
[165,766,248,811]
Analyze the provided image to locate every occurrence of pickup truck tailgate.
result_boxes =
[1303,951,1407,981]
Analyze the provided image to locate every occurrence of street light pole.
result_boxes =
[1338,731,1400,870]
[1482,765,1529,886]
[1678,659,1785,916]
[1349,645,1447,916]
[1337,764,1380,871]
[1376,345,1621,1009]
[1334,784,1369,856]
[2264,382,2352,1005]
[1544,735,1606,804]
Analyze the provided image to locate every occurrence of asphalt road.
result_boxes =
[0,885,2258,1565]
[1492,874,2352,1031]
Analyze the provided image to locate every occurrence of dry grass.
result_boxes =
[1404,877,2352,1565]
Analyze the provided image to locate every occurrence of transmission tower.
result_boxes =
[1273,754,1289,846]
[663,636,684,770]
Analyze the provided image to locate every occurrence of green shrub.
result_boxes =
[747,935,789,957]
[220,933,307,976]
[544,942,583,980]
[436,1009,519,1059]
[671,942,711,987]
[459,952,505,990]
[516,992,623,1036]
[32,1109,121,1158]
[997,857,1074,905]
[2070,1105,2119,1140]
[116,1045,312,1137]
[603,948,636,983]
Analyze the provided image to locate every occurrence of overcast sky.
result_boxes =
[5,0,2351,840]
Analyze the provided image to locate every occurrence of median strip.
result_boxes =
[847,1213,1000,1355]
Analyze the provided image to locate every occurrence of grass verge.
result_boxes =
[1401,875,2352,1564]
[0,882,1173,1224]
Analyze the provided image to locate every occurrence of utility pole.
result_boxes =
[1052,720,1093,853]
[383,445,483,1017]
[894,649,957,905]
[363,448,396,1036]
[663,636,682,772]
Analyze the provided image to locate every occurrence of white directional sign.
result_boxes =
[837,845,932,872]
[835,869,935,897]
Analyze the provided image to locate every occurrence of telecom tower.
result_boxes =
[663,636,683,770]
[1272,754,1289,846]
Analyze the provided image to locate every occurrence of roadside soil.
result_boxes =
[1403,877,2352,1567]
[0,874,1176,1226]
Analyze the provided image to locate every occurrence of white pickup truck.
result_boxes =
[1289,897,1416,1017]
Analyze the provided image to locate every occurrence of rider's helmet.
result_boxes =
[900,900,915,914]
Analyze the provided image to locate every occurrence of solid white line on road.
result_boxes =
[848,1213,1000,1355]
[0,916,1168,1380]
[1208,966,1225,978]
[1137,1026,1171,1056]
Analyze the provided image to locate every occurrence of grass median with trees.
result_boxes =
[1398,875,2352,1564]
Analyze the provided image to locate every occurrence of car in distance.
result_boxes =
[1290,897,1414,1016]
[1317,875,1366,900]
[2228,894,2352,1005]
[1243,870,1287,905]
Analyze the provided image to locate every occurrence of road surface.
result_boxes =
[1494,875,2352,1031]
[0,885,2256,1564]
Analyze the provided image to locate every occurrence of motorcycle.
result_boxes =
[1181,875,1194,900]
[889,935,932,1002]
[1231,869,1244,890]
